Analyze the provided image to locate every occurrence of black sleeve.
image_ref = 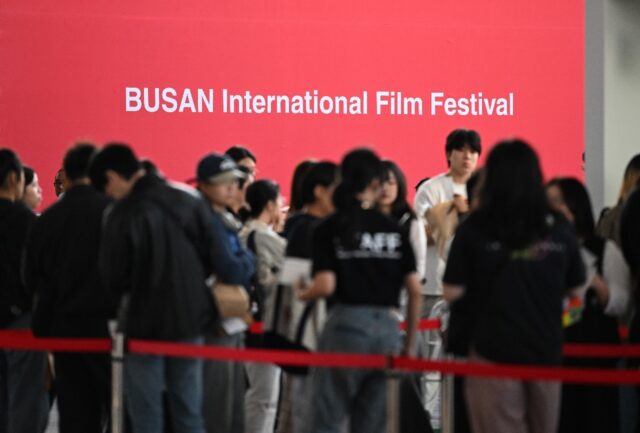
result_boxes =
[99,206,134,300]
[312,220,337,275]
[400,230,417,277]
[621,189,640,278]
[24,218,53,335]
[443,224,472,287]
[564,230,586,290]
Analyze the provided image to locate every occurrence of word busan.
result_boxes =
[124,87,515,117]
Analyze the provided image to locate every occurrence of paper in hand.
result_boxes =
[279,257,312,285]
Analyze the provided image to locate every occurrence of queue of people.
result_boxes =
[0,130,639,433]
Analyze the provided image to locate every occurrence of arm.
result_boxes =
[99,206,133,300]
[208,213,255,286]
[409,218,427,284]
[443,283,465,303]
[602,241,632,318]
[402,271,423,357]
[23,219,54,335]
[296,271,336,301]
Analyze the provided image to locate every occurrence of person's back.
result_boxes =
[90,143,214,433]
[446,211,582,365]
[0,148,48,433]
[102,173,216,340]
[0,199,35,324]
[28,184,114,336]
[25,144,116,433]
[442,139,585,433]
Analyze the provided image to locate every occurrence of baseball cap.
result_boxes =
[193,153,246,184]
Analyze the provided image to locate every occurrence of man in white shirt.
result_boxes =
[414,128,482,309]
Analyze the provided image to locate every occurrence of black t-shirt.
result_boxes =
[0,199,36,325]
[443,213,585,366]
[286,213,318,259]
[312,208,416,307]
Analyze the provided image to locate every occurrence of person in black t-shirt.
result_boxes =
[443,140,585,433]
[297,149,422,433]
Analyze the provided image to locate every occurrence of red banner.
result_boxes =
[0,1,584,209]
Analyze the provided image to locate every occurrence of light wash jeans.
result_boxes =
[244,362,281,433]
[203,332,245,433]
[310,305,400,433]
[125,336,205,433]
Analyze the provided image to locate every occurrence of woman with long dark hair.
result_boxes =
[377,160,427,293]
[443,139,585,433]
[297,148,422,433]
[546,177,631,433]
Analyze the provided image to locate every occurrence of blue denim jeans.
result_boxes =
[310,305,401,433]
[2,314,49,433]
[125,336,205,433]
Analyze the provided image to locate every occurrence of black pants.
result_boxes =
[54,352,111,433]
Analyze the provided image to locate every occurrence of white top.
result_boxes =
[414,172,467,219]
[579,241,632,319]
[408,217,428,282]
[413,172,467,296]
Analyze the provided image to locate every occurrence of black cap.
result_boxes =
[194,153,246,184]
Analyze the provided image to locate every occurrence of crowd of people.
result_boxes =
[0,130,639,433]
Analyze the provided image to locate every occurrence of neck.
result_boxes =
[379,204,392,216]
[0,189,17,202]
[69,177,91,187]
[306,202,329,218]
[256,211,272,226]
[449,170,469,184]
[212,203,226,213]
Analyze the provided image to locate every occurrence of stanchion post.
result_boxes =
[440,354,455,433]
[386,370,400,433]
[111,330,125,433]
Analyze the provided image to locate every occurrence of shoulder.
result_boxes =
[422,173,450,190]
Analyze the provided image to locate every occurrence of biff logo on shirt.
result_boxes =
[336,232,403,260]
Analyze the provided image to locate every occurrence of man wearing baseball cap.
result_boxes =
[195,153,256,433]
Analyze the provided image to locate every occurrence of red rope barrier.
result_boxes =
[0,330,111,352]
[2,330,640,385]
[128,339,387,369]
[392,357,640,385]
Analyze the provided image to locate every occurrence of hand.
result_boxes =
[590,274,610,306]
[294,276,310,300]
[452,195,469,214]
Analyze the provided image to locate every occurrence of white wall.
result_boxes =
[603,0,640,207]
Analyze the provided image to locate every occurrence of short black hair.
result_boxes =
[140,159,160,178]
[89,143,140,192]
[246,180,279,218]
[0,148,23,188]
[64,143,97,181]
[225,146,256,163]
[445,129,482,162]
[23,166,35,186]
[301,161,338,206]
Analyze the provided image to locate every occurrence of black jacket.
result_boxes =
[24,185,116,337]
[0,199,36,327]
[621,187,640,342]
[100,175,220,340]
